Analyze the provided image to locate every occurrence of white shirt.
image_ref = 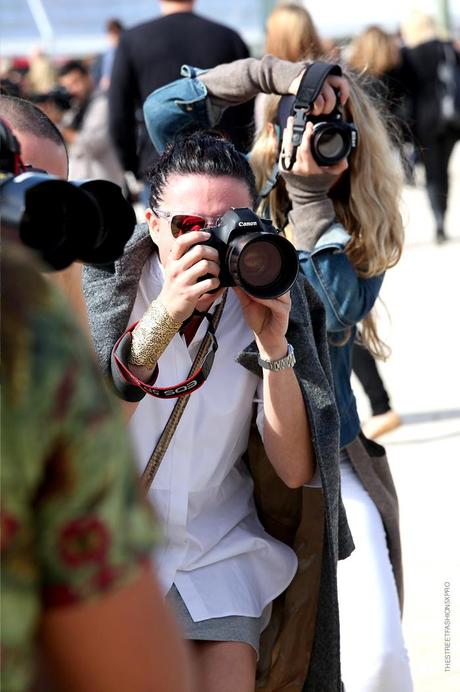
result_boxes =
[128,254,297,622]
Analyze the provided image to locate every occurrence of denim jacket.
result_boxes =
[143,65,223,153]
[299,225,384,448]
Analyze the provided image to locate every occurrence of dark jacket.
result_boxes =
[83,223,354,691]
[109,11,254,178]
[404,39,460,143]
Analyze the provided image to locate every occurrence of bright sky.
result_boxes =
[301,0,458,37]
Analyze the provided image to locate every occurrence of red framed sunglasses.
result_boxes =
[152,207,222,237]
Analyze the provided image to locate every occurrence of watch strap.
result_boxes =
[257,343,296,371]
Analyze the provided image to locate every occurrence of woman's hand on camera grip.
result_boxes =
[280,118,348,180]
[158,231,222,324]
[288,73,350,114]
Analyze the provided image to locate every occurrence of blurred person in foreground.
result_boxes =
[401,11,460,243]
[0,133,194,692]
[108,0,254,202]
[0,94,88,334]
[58,60,125,187]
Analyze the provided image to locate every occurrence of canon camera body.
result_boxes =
[200,207,299,299]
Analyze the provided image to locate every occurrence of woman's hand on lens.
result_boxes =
[159,231,223,323]
[280,117,348,179]
[234,287,291,360]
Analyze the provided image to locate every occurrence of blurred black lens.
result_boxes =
[73,180,136,264]
[2,175,102,270]
[0,173,135,270]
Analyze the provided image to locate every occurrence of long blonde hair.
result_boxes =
[347,25,401,76]
[265,3,324,62]
[251,68,405,358]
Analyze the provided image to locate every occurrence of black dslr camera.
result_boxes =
[200,207,299,299]
[0,119,136,271]
[279,62,358,170]
[302,92,358,166]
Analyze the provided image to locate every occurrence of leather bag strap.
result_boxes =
[141,290,228,491]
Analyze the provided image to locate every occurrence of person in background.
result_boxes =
[108,0,254,204]
[264,2,324,63]
[92,18,124,92]
[401,11,460,243]
[27,47,56,94]
[346,24,415,170]
[58,59,125,188]
[276,73,413,692]
[255,2,324,131]
[29,87,72,128]
[352,340,401,439]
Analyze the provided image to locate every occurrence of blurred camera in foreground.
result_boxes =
[0,119,135,271]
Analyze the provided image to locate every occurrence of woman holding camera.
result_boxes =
[84,120,355,690]
[143,55,413,690]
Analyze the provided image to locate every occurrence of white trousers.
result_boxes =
[338,459,413,692]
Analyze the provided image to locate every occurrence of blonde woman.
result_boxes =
[143,55,413,690]
[265,3,323,62]
[254,72,413,691]
[255,3,324,131]
[347,24,401,77]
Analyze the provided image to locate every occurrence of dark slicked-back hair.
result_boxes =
[147,131,258,209]
[0,95,66,152]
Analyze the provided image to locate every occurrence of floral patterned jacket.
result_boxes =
[1,244,159,692]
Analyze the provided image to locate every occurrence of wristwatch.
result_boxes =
[257,344,296,371]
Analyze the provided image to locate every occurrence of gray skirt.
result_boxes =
[166,584,266,657]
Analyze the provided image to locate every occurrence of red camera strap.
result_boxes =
[113,293,227,399]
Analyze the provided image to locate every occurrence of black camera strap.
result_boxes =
[281,62,343,171]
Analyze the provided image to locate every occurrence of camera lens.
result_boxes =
[227,233,298,299]
[238,240,282,287]
[316,129,346,160]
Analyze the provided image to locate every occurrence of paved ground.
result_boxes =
[353,143,460,691]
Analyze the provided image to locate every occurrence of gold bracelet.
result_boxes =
[128,299,182,369]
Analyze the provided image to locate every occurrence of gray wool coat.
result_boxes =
[83,222,355,691]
